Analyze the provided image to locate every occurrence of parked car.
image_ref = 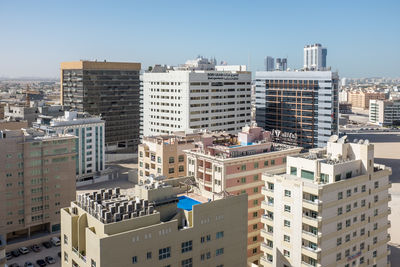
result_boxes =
[42,241,52,248]
[11,249,21,257]
[50,237,60,246]
[19,246,30,255]
[6,252,12,260]
[24,262,35,267]
[9,264,20,267]
[36,259,47,267]
[45,256,56,264]
[31,244,41,252]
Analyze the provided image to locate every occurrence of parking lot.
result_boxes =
[6,244,61,267]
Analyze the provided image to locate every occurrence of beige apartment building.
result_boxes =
[348,91,386,109]
[260,135,391,267]
[184,124,302,266]
[138,131,203,183]
[61,181,248,267]
[0,129,77,244]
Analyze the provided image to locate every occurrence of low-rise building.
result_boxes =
[348,91,386,109]
[138,131,203,183]
[33,111,106,184]
[61,182,248,267]
[0,129,77,244]
[260,135,391,267]
[184,123,302,266]
[369,99,400,126]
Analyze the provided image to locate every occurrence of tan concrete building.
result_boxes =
[0,120,28,130]
[0,103,5,120]
[61,181,248,267]
[0,129,77,244]
[260,136,391,267]
[138,131,203,183]
[348,91,386,109]
[184,124,302,266]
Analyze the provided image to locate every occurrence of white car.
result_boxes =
[50,237,61,246]
[19,246,30,254]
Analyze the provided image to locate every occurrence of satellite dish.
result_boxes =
[329,135,339,143]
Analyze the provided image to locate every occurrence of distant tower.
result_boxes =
[264,56,274,71]
[303,43,328,70]
[275,58,287,71]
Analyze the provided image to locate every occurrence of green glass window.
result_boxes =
[301,170,314,180]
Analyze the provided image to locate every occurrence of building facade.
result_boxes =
[61,182,248,267]
[369,99,400,126]
[142,63,252,136]
[348,91,386,109]
[260,136,391,267]
[184,124,302,266]
[0,129,76,244]
[61,61,141,153]
[0,234,5,267]
[138,131,203,183]
[33,111,106,183]
[255,71,339,149]
[303,44,327,70]
[265,57,275,71]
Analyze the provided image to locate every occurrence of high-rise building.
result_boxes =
[255,71,339,148]
[260,135,392,267]
[61,181,248,267]
[184,124,302,265]
[275,58,287,71]
[138,130,203,183]
[348,91,386,109]
[0,129,76,244]
[142,59,251,136]
[303,44,328,70]
[33,111,106,184]
[61,61,141,153]
[265,56,275,71]
[369,99,400,126]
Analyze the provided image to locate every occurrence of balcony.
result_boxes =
[302,214,322,228]
[301,261,319,267]
[302,245,321,259]
[261,242,273,251]
[261,201,274,212]
[198,166,204,172]
[262,186,274,195]
[262,214,273,224]
[205,167,212,174]
[388,207,391,215]
[260,255,273,265]
[72,247,87,263]
[261,229,273,238]
[302,199,323,212]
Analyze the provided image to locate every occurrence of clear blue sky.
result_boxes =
[0,0,399,78]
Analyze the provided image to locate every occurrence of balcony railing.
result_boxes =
[302,214,322,221]
[262,214,273,221]
[303,199,323,206]
[302,230,321,238]
[302,261,317,267]
[261,242,273,250]
[72,247,87,263]
[302,245,321,253]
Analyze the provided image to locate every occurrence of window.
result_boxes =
[181,258,192,267]
[360,242,365,250]
[253,224,258,230]
[206,234,211,241]
[283,250,290,257]
[168,168,174,174]
[216,248,224,256]
[271,160,275,165]
[91,259,96,267]
[181,240,192,253]
[337,237,342,245]
[253,248,257,254]
[159,247,171,260]
[264,160,269,166]
[336,253,341,261]
[346,171,352,179]
[169,157,174,163]
[374,181,379,189]
[360,257,364,264]
[373,250,377,258]
[284,235,290,242]
[338,192,343,200]
[346,204,351,212]
[253,199,258,206]
[216,231,224,239]
[253,174,258,181]
[345,249,350,257]
[284,190,291,197]
[179,155,184,162]
[64,234,68,245]
[337,207,343,215]
[347,189,351,197]
[354,187,358,193]
[284,220,290,227]
[200,236,205,243]
[290,167,297,175]
[373,237,377,244]
[284,205,291,212]
[253,212,258,218]
[374,195,378,203]
[157,156,161,163]
[252,236,257,242]
[361,185,366,192]
[346,219,351,227]
[179,165,184,172]
[345,234,350,242]
[64,252,68,263]
[240,177,246,183]
[373,223,378,230]
[147,252,152,259]
[361,199,366,207]
[374,209,378,216]
[337,222,342,231]
[241,164,246,170]
[132,256,138,264]
[301,170,314,180]
[335,174,341,181]
[254,162,259,168]
[253,187,258,193]
[360,228,365,236]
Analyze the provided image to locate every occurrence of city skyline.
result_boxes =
[0,0,399,78]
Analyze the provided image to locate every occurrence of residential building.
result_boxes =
[0,234,5,267]
[260,135,392,267]
[255,71,339,149]
[33,111,106,184]
[0,129,76,244]
[339,90,349,103]
[303,44,328,70]
[4,104,65,126]
[348,91,386,109]
[142,57,252,136]
[184,124,302,266]
[61,181,248,267]
[0,120,28,130]
[265,57,275,71]
[138,130,203,184]
[369,99,400,126]
[60,60,141,153]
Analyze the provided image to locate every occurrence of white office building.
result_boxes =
[142,58,252,136]
[369,99,400,126]
[261,135,392,267]
[304,44,328,70]
[33,111,106,184]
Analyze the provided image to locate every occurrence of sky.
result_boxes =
[0,0,399,78]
